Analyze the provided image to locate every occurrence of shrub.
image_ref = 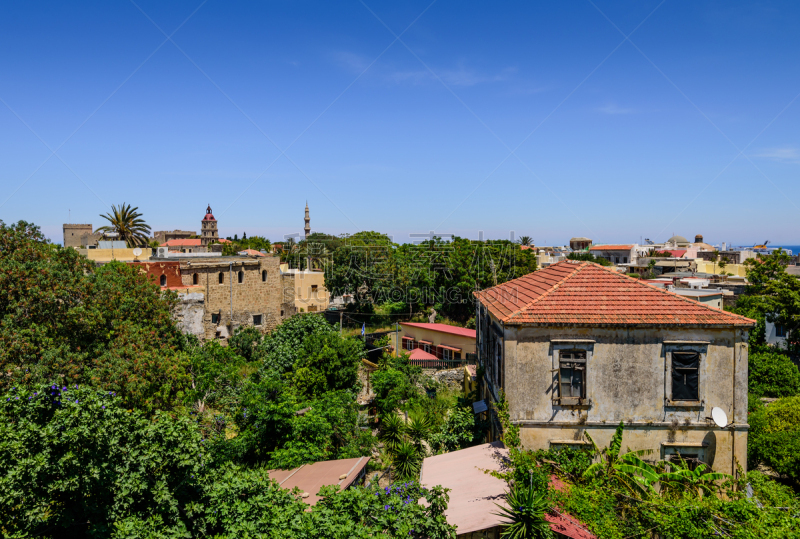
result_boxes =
[748,345,800,398]
[748,396,800,484]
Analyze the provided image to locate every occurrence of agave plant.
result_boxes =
[96,203,152,247]
[494,485,553,539]
[583,422,658,496]
[391,440,422,481]
[379,413,405,451]
[659,456,729,498]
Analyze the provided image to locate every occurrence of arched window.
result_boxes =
[238,270,244,284]
[159,275,167,287]
[219,272,224,284]
[262,270,267,282]
[192,273,199,285]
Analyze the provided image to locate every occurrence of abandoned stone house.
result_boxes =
[131,253,288,342]
[474,260,755,475]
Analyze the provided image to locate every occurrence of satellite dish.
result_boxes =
[711,407,728,428]
[132,247,142,257]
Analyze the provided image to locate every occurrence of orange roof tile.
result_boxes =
[474,261,756,327]
[589,245,632,251]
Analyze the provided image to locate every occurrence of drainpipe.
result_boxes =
[731,328,737,477]
[229,262,233,331]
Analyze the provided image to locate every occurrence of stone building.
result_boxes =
[201,204,219,247]
[63,224,93,248]
[131,253,285,342]
[153,230,196,244]
[176,255,282,340]
[474,260,755,475]
[569,237,592,251]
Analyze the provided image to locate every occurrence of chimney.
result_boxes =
[695,234,703,244]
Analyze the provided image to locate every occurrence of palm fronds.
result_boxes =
[494,485,554,539]
[96,203,151,247]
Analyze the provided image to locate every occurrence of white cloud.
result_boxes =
[597,103,636,115]
[753,146,800,163]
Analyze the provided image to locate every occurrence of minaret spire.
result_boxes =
[304,202,311,239]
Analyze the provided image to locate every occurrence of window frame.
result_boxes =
[552,341,594,407]
[664,344,707,406]
[211,313,220,324]
[558,350,587,402]
[238,270,244,284]
[192,273,199,285]
[159,274,167,287]
[442,348,453,361]
[252,314,263,326]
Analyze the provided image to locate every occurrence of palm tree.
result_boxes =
[518,236,534,247]
[96,203,151,247]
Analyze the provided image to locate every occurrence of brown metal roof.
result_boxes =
[268,456,369,506]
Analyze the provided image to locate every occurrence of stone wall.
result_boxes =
[178,256,282,341]
[63,224,92,248]
[175,292,205,338]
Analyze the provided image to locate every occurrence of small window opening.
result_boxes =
[193,273,199,285]
[159,275,167,287]
[262,270,267,282]
[775,324,787,338]
[219,272,224,284]
[238,270,244,284]
[253,314,263,326]
[311,284,318,292]
[405,339,415,351]
[672,351,699,401]
[211,313,220,324]
[559,350,586,399]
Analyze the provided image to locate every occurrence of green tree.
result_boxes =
[566,251,612,266]
[518,236,534,246]
[748,345,800,398]
[291,332,363,397]
[95,203,152,247]
[748,396,800,484]
[0,221,188,412]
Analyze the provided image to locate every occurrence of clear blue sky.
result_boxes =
[1,1,799,246]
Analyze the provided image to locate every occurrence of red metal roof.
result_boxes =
[407,348,438,360]
[474,261,755,327]
[664,250,687,258]
[589,245,632,251]
[400,322,476,339]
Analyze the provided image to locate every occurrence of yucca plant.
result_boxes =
[659,456,729,498]
[583,422,658,496]
[406,413,432,447]
[379,413,405,451]
[96,203,152,247]
[494,485,553,539]
[392,440,422,481]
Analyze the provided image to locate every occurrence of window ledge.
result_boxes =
[661,441,708,448]
[553,398,592,408]
[550,439,591,446]
[665,400,703,409]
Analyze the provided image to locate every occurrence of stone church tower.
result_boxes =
[304,202,311,239]
[201,204,219,247]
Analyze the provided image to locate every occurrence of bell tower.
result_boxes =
[201,204,219,247]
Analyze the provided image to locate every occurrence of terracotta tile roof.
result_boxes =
[400,322,476,339]
[238,249,265,257]
[161,238,202,247]
[474,261,755,327]
[589,245,632,251]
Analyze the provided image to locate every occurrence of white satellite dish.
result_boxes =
[132,247,143,257]
[711,407,729,428]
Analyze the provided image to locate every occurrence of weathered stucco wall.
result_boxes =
[498,325,748,474]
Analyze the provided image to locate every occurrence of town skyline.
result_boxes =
[3,1,800,244]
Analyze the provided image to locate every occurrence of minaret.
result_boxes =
[304,201,311,239]
[201,204,219,247]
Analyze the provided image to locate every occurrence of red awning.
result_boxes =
[438,344,462,352]
[402,336,414,340]
[417,340,433,345]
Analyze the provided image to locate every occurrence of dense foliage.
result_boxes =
[0,385,455,538]
[749,396,800,485]
[0,220,187,413]
[323,234,537,321]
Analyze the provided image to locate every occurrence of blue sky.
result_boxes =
[1,1,799,246]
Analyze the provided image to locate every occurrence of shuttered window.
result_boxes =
[559,350,586,399]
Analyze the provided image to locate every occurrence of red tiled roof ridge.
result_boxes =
[500,261,588,320]
[476,260,756,327]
